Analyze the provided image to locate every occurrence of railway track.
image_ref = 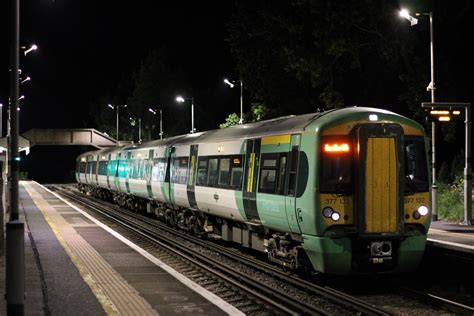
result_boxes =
[50,185,392,315]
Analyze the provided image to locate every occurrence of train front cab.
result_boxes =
[302,112,430,275]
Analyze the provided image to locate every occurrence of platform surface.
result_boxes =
[427,220,474,254]
[0,181,242,315]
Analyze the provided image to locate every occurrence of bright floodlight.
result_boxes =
[149,108,157,115]
[224,78,234,88]
[176,96,185,103]
[399,8,418,26]
[108,104,114,109]
[18,95,25,100]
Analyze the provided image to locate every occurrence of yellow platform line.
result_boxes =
[22,182,158,316]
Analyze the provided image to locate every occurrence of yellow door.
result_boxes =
[365,137,398,233]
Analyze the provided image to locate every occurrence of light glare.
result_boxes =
[418,205,429,216]
[324,143,350,153]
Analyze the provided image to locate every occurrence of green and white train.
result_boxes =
[76,107,431,275]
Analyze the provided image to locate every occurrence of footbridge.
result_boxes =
[21,128,119,149]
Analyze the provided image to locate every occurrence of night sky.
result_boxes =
[0,1,473,143]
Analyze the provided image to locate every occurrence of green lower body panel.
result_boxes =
[302,234,352,274]
[394,235,427,273]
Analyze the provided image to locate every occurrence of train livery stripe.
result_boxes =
[187,145,199,209]
[261,134,291,145]
[243,139,261,221]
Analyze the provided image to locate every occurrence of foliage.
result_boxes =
[438,176,465,221]
[450,152,464,181]
[226,0,421,114]
[219,113,240,129]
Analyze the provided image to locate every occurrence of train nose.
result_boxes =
[370,241,392,256]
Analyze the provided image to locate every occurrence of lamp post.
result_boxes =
[176,96,195,133]
[129,117,142,143]
[7,0,25,313]
[108,103,127,141]
[224,78,244,124]
[400,9,438,221]
[149,108,163,140]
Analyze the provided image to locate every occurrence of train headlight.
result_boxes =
[417,205,429,216]
[331,212,341,221]
[322,207,333,218]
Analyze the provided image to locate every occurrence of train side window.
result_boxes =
[258,153,279,194]
[196,157,208,186]
[152,158,166,182]
[218,158,231,187]
[207,158,219,187]
[172,157,188,184]
[98,161,108,176]
[276,154,287,195]
[287,147,299,196]
[107,160,118,177]
[79,162,86,173]
[230,156,243,190]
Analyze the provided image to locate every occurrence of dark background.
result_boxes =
[0,0,472,182]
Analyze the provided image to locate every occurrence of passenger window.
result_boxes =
[196,158,208,186]
[218,158,231,186]
[207,158,218,187]
[258,153,279,194]
[230,156,243,190]
[276,154,287,195]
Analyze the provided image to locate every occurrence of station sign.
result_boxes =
[421,102,467,122]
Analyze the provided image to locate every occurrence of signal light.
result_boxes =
[324,143,350,153]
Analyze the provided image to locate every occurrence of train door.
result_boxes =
[357,124,404,234]
[186,144,199,209]
[285,135,302,233]
[243,139,261,221]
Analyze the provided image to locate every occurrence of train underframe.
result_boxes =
[77,183,309,270]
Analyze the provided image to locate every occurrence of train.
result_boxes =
[76,107,431,275]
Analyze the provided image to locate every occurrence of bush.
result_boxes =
[437,176,464,221]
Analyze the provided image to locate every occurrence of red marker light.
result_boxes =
[324,143,350,152]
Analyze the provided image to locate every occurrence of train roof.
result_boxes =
[78,107,420,158]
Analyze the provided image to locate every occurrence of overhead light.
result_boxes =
[369,114,378,121]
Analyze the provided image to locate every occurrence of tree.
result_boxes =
[226,1,423,115]
[219,113,240,129]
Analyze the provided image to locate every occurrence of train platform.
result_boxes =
[427,220,474,254]
[0,181,243,315]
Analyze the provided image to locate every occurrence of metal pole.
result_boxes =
[464,105,472,225]
[191,97,194,133]
[116,106,119,141]
[428,12,438,221]
[7,0,25,312]
[240,80,243,124]
[1,104,3,137]
[159,109,163,140]
[138,118,141,143]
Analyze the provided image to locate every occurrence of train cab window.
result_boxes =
[404,137,429,193]
[218,158,231,187]
[207,158,219,187]
[320,143,352,194]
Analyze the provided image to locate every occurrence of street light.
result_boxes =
[149,108,163,140]
[23,44,37,56]
[107,103,127,141]
[129,117,142,143]
[176,96,195,133]
[400,8,438,221]
[224,78,244,124]
[20,76,30,85]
